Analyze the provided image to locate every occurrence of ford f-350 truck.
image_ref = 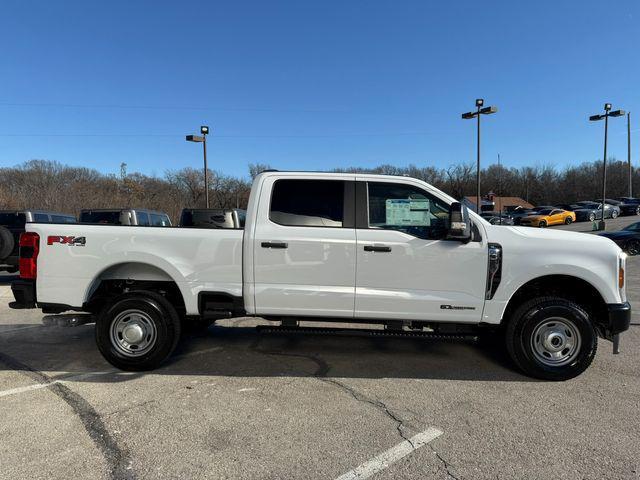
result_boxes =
[10,172,631,380]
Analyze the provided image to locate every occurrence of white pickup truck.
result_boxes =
[10,171,631,380]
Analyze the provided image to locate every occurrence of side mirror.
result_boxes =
[446,202,472,242]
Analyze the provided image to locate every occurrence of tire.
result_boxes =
[505,297,597,381]
[635,206,640,216]
[611,210,619,219]
[564,216,573,225]
[588,213,596,222]
[625,239,640,256]
[0,226,14,260]
[538,220,547,228]
[95,291,181,371]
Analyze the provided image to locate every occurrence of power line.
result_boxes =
[0,131,441,138]
[0,101,349,114]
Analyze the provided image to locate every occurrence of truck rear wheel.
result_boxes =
[96,291,181,371]
[505,297,597,381]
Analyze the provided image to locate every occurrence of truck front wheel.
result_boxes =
[96,291,181,371]
[505,297,597,381]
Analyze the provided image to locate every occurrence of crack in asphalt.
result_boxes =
[429,445,460,480]
[0,351,136,480]
[249,336,414,446]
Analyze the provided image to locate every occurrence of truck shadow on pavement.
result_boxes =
[0,322,533,383]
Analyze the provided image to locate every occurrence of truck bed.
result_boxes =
[28,224,243,315]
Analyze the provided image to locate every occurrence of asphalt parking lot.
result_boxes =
[1,218,639,480]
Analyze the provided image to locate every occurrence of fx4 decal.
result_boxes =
[47,236,86,246]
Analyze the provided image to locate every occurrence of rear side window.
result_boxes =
[270,179,344,227]
[33,213,49,222]
[136,212,150,226]
[150,213,170,226]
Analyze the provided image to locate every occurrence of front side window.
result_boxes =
[270,179,344,227]
[367,182,449,239]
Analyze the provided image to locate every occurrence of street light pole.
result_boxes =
[462,99,497,214]
[476,103,481,215]
[628,112,632,197]
[186,125,211,208]
[590,104,625,231]
[602,110,609,229]
[202,133,209,208]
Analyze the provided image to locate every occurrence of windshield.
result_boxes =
[623,222,640,232]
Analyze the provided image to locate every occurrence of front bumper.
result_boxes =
[9,279,36,309]
[596,302,632,340]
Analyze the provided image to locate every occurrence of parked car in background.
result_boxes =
[595,199,640,216]
[0,210,75,272]
[616,197,640,205]
[573,202,619,222]
[79,209,172,226]
[179,208,246,229]
[479,212,514,225]
[554,204,577,211]
[519,208,576,228]
[599,221,640,255]
[508,206,538,225]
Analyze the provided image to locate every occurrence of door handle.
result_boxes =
[261,241,288,249]
[364,245,392,253]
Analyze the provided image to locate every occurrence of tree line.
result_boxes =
[1,159,638,221]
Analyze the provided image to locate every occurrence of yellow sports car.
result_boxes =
[519,208,576,227]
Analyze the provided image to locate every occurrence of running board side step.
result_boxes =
[256,325,478,341]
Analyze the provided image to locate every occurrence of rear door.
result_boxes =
[252,176,357,318]
[354,178,487,323]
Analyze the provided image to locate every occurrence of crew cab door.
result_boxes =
[354,179,487,323]
[252,176,357,318]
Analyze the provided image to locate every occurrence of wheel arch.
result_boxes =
[501,274,607,328]
[83,261,188,314]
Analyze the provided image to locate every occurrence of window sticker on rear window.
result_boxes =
[385,199,431,226]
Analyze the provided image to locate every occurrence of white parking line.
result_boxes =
[0,346,224,399]
[0,370,117,398]
[335,427,443,480]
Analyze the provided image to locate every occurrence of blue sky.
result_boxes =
[1,1,638,179]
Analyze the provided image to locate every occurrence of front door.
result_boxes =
[355,179,488,323]
[253,176,357,318]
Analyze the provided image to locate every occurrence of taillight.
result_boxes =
[19,232,39,279]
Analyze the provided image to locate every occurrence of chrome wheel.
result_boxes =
[530,317,581,367]
[109,309,157,357]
